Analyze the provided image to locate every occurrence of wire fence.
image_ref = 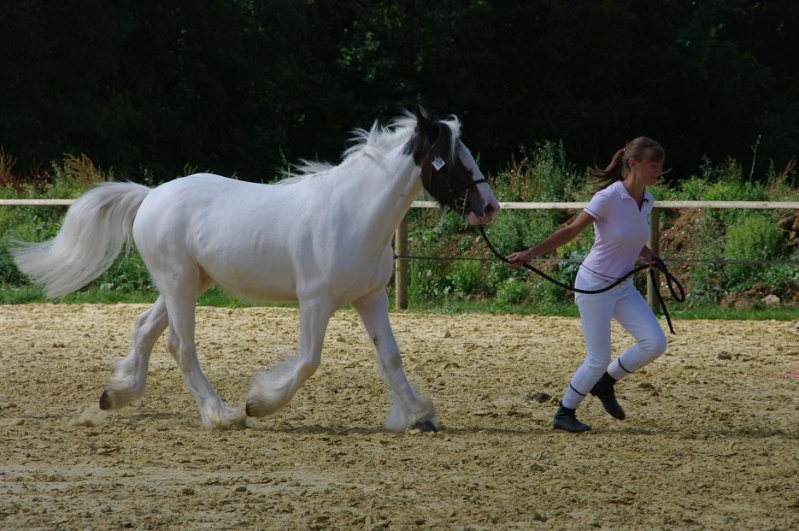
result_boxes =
[393,200,799,309]
[395,255,799,266]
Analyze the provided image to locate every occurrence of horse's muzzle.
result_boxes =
[468,201,500,225]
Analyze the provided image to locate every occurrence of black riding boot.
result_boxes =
[590,372,626,420]
[553,402,591,432]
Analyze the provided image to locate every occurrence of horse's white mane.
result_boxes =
[278,110,462,184]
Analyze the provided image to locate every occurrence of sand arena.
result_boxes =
[1,304,798,529]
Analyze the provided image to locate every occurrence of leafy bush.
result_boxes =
[447,259,485,298]
[723,215,786,288]
[94,252,154,294]
[482,210,556,286]
[496,278,530,307]
[677,176,709,200]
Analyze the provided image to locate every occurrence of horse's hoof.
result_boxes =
[413,420,439,433]
[245,398,277,418]
[98,390,112,410]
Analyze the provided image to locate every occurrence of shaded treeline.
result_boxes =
[1,0,797,184]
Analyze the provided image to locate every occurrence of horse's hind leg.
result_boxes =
[352,290,438,432]
[99,297,169,411]
[161,277,245,430]
[246,298,333,418]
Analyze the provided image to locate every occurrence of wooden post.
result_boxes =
[394,217,409,310]
[647,207,661,312]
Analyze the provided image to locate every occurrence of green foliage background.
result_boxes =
[4,147,796,316]
[1,1,798,186]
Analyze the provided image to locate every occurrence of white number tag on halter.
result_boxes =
[432,157,446,170]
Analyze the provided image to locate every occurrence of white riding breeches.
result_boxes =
[561,269,667,410]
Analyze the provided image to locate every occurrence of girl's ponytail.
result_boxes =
[589,137,664,192]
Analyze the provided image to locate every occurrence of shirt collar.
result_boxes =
[612,180,652,204]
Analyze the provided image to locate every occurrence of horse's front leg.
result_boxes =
[99,297,169,411]
[353,290,438,432]
[246,298,333,418]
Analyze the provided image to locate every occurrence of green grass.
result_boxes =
[667,306,799,321]
[4,283,796,322]
[396,298,799,321]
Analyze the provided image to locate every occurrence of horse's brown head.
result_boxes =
[404,108,499,225]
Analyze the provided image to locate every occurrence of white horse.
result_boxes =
[13,109,499,431]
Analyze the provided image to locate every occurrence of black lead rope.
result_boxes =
[477,226,686,334]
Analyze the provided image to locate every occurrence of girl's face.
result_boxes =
[630,151,664,185]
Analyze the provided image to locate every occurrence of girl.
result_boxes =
[507,137,667,432]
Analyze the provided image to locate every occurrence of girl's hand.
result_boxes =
[640,247,660,269]
[506,249,533,269]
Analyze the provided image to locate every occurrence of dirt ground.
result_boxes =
[1,304,798,530]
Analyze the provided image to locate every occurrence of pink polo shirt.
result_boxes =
[580,180,653,281]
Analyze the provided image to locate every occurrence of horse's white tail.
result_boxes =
[12,182,152,298]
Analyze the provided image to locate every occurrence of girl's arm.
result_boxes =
[506,211,596,268]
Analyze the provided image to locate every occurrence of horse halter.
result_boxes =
[428,154,488,216]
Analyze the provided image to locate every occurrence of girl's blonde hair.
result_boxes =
[590,137,664,191]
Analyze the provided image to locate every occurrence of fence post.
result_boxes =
[647,207,661,312]
[394,217,409,310]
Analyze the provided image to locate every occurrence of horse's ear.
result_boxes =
[416,109,440,146]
